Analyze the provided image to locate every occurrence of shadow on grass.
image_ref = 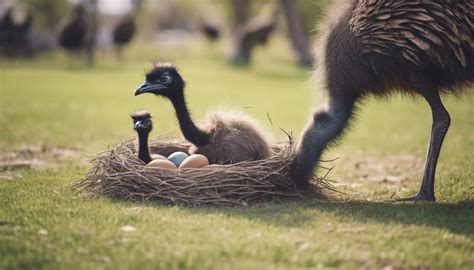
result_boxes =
[155,199,474,236]
[315,201,474,236]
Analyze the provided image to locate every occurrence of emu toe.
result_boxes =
[394,192,436,203]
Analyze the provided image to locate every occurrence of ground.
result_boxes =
[1,39,473,269]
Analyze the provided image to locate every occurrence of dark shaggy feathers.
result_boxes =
[145,63,177,81]
[312,0,474,97]
[291,0,473,192]
[141,63,272,165]
[350,0,473,68]
[188,110,273,164]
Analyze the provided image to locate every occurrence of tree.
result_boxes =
[230,1,278,65]
[230,0,251,29]
[84,0,98,65]
[280,0,312,66]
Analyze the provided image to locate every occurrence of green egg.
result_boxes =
[167,152,189,167]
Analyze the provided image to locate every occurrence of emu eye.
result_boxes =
[158,73,172,85]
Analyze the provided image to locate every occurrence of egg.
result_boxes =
[151,154,167,160]
[167,151,189,167]
[178,154,209,169]
[146,159,177,169]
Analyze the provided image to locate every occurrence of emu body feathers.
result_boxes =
[292,0,473,201]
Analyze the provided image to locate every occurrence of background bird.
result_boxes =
[0,5,33,58]
[232,7,278,64]
[200,20,220,42]
[112,14,136,60]
[57,4,89,57]
[134,63,273,164]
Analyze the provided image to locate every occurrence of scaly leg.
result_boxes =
[398,91,451,202]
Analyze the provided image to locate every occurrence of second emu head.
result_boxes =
[131,111,152,133]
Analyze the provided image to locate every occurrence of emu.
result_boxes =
[131,111,153,164]
[57,4,88,54]
[292,0,473,201]
[112,14,136,59]
[0,6,33,57]
[232,8,278,64]
[134,63,272,164]
[200,20,220,42]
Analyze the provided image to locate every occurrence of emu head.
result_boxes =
[135,63,185,99]
[130,111,152,132]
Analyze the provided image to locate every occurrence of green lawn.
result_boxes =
[1,40,473,269]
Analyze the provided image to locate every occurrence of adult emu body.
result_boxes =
[292,0,473,201]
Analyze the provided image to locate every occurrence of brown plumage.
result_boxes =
[187,110,273,164]
[134,63,272,164]
[291,0,473,201]
[350,0,473,70]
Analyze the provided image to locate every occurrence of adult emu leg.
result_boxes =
[400,90,451,201]
[292,94,358,189]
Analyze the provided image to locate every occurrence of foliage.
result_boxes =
[26,0,69,29]
[296,0,331,34]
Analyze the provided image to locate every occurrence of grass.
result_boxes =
[1,39,473,269]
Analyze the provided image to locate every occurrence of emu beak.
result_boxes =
[134,82,165,96]
[134,120,144,129]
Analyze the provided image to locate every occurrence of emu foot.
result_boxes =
[394,192,436,202]
[289,165,311,190]
[291,174,310,190]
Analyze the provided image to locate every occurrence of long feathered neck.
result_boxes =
[137,130,152,164]
[170,91,212,146]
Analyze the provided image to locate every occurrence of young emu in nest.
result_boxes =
[292,0,473,201]
[130,111,153,164]
[134,63,272,164]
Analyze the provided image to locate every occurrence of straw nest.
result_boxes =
[73,137,335,207]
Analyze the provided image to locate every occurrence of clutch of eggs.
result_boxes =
[167,152,189,167]
[146,152,209,169]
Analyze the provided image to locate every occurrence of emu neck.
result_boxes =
[137,130,152,164]
[170,92,211,146]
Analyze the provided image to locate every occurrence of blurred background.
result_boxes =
[0,0,330,65]
[0,0,335,151]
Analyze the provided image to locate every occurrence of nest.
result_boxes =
[73,137,335,207]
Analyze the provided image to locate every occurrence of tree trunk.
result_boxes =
[230,0,251,64]
[85,0,97,65]
[231,0,250,29]
[279,0,312,66]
